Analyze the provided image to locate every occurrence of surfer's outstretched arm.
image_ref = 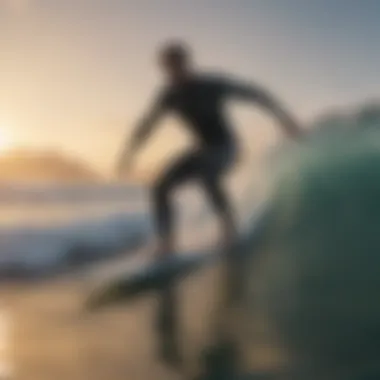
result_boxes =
[224,78,303,139]
[132,92,169,148]
[117,91,170,174]
[255,89,303,139]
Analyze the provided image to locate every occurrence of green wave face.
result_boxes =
[244,125,380,378]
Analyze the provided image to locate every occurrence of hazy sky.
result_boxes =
[1,0,379,172]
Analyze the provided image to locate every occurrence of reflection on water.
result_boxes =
[0,306,12,380]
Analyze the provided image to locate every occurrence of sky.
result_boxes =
[1,0,380,173]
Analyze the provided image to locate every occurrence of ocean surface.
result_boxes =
[0,183,153,278]
[0,173,264,280]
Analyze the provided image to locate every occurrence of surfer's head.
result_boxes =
[158,40,192,83]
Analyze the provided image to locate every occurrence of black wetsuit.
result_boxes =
[160,75,237,146]
[151,74,263,244]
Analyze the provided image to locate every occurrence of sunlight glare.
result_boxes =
[0,128,14,153]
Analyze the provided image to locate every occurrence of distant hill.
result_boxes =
[0,149,101,182]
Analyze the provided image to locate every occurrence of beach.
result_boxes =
[8,256,282,380]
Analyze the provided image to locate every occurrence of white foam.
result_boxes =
[0,211,152,277]
[0,170,265,279]
[0,182,153,278]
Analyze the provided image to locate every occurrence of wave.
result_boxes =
[0,164,267,281]
[0,211,152,280]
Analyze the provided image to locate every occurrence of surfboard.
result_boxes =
[85,206,269,311]
[85,250,216,310]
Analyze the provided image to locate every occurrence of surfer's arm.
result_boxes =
[223,78,303,139]
[130,91,170,151]
[117,91,170,174]
[255,89,303,139]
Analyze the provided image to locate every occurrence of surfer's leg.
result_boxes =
[152,150,199,256]
[204,176,236,247]
[198,145,237,250]
[152,150,200,366]
[197,147,242,366]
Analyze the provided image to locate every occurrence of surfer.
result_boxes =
[115,41,303,366]
[117,41,302,257]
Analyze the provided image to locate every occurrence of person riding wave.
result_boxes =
[117,41,303,365]
[117,41,302,257]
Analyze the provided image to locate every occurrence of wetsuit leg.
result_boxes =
[152,150,201,366]
[152,150,201,255]
[152,145,236,366]
[197,144,237,247]
[153,144,236,252]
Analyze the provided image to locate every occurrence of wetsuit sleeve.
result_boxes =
[132,89,172,147]
[218,77,268,102]
[220,77,303,138]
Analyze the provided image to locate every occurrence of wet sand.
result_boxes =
[5,257,282,380]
